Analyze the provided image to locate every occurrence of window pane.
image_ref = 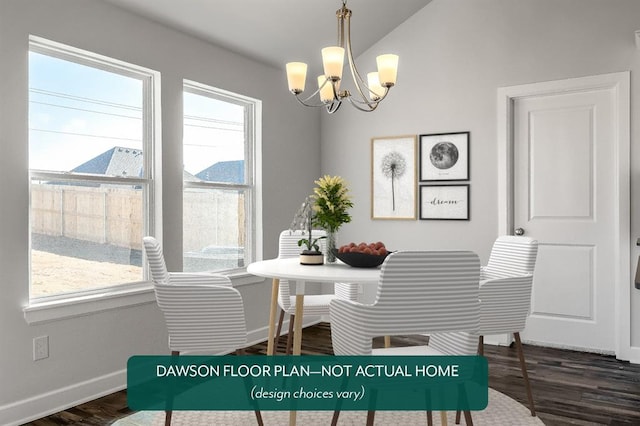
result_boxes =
[183,91,245,183]
[30,180,144,298]
[183,188,246,272]
[29,44,150,299]
[29,51,143,175]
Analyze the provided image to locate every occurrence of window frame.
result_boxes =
[27,36,158,304]
[182,80,260,272]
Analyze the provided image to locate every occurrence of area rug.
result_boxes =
[113,388,544,425]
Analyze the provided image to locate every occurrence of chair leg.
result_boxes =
[254,410,264,426]
[455,410,461,424]
[477,335,484,356]
[165,350,179,426]
[285,314,295,355]
[463,410,473,426]
[236,349,265,425]
[330,410,340,426]
[514,332,536,416]
[366,410,375,426]
[426,411,433,426]
[274,310,285,354]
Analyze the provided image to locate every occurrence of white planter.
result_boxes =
[299,251,324,265]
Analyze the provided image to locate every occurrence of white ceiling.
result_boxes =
[99,0,432,69]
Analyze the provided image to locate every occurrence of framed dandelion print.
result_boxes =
[419,131,469,181]
[371,135,417,220]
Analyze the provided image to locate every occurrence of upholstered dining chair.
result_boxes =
[142,236,263,426]
[274,230,358,354]
[473,235,538,417]
[329,250,482,426]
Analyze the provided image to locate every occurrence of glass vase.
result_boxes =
[326,231,337,263]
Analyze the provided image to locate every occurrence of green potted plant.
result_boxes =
[312,175,353,263]
[290,196,325,265]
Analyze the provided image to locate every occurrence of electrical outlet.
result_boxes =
[33,335,49,361]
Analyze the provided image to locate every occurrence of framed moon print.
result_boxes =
[419,184,470,220]
[371,135,417,220]
[419,131,470,181]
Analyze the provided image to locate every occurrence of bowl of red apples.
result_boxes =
[333,241,390,268]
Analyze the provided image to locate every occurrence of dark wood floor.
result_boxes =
[23,323,640,425]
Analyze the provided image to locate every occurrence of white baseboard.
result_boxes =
[626,346,640,364]
[0,369,127,426]
[483,334,640,365]
[0,318,322,426]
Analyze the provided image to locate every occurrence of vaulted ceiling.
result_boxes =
[99,0,432,68]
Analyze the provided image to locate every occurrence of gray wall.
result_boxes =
[2,0,640,423]
[0,0,320,423]
[320,0,640,346]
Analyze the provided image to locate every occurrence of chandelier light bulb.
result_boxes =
[367,72,384,101]
[376,54,399,86]
[321,46,345,80]
[317,76,335,102]
[286,62,308,93]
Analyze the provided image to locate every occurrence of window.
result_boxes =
[28,37,156,300]
[183,82,259,272]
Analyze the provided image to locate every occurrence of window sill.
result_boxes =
[23,271,265,325]
[23,283,156,325]
[226,270,267,286]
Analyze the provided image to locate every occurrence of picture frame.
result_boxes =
[419,131,470,181]
[371,135,417,220]
[419,184,470,220]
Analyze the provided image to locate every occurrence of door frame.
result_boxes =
[497,72,634,361]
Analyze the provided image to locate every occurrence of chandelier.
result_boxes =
[285,0,399,114]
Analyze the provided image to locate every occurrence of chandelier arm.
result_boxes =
[345,96,378,112]
[348,85,391,105]
[294,94,342,112]
[292,81,336,108]
[343,11,387,107]
[294,95,328,108]
[326,101,342,114]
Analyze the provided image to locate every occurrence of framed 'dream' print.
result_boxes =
[419,131,470,181]
[419,184,470,220]
[371,135,417,220]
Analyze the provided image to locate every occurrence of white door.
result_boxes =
[510,75,629,353]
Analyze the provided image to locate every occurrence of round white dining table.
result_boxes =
[247,257,451,426]
[247,258,382,426]
[247,258,381,356]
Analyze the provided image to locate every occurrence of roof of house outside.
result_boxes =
[195,160,244,184]
[71,147,242,184]
[72,146,143,178]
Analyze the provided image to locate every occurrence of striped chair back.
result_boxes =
[478,274,534,335]
[142,236,248,353]
[478,236,538,335]
[142,236,170,285]
[484,236,538,278]
[330,251,480,356]
[154,280,248,352]
[374,251,480,335]
[279,229,327,257]
[277,230,326,309]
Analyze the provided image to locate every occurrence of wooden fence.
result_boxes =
[31,184,244,251]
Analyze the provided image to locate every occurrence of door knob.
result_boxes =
[514,228,525,236]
